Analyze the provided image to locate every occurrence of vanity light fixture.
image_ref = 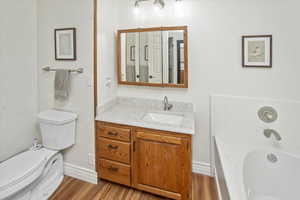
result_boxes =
[134,0,182,8]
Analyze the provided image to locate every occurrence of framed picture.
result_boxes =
[242,35,272,68]
[55,28,76,60]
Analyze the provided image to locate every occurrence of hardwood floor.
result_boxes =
[50,174,218,200]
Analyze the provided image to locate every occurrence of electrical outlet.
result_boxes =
[105,77,112,88]
[87,78,93,88]
[88,153,95,166]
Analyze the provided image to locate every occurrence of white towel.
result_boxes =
[54,69,70,101]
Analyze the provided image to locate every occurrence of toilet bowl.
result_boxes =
[0,109,77,200]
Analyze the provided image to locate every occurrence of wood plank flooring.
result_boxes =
[50,174,218,200]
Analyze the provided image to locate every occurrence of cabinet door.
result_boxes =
[132,130,191,200]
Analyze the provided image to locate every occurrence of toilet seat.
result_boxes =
[0,148,57,200]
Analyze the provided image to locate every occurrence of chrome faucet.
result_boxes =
[263,129,282,141]
[163,96,173,111]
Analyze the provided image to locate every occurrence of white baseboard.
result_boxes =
[64,161,211,184]
[192,161,212,176]
[64,162,98,184]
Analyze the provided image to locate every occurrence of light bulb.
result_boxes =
[174,0,184,18]
[133,7,140,15]
[153,0,164,9]
[154,4,161,12]
[175,0,183,6]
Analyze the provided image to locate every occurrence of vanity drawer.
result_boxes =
[99,159,131,186]
[98,138,130,164]
[97,124,131,142]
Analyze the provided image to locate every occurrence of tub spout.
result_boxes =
[263,129,282,141]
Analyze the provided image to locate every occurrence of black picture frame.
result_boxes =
[242,35,272,68]
[55,28,77,61]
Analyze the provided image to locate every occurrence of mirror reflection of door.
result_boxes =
[124,32,139,82]
[140,31,163,84]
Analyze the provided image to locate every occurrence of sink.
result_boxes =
[142,112,184,126]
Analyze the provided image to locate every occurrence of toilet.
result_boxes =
[0,109,77,200]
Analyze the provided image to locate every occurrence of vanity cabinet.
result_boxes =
[132,129,192,200]
[96,122,132,186]
[96,121,192,200]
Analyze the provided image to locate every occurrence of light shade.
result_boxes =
[153,0,165,8]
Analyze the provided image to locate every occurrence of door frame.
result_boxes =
[93,0,98,116]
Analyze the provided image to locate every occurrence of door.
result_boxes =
[148,31,163,83]
[139,31,162,84]
[132,130,191,200]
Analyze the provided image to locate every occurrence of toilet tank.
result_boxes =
[37,110,77,150]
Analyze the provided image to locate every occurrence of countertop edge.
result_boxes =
[95,117,195,135]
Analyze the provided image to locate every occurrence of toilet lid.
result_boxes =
[38,109,77,125]
[0,148,57,194]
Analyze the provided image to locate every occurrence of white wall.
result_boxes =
[212,95,300,157]
[99,0,300,165]
[97,0,118,105]
[0,0,38,162]
[37,0,95,170]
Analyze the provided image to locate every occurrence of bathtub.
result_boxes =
[214,136,298,200]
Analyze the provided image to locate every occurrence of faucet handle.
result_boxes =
[263,129,282,141]
[263,129,272,138]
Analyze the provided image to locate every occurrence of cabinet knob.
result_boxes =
[108,144,119,150]
[108,166,119,172]
[107,131,118,136]
[149,75,154,79]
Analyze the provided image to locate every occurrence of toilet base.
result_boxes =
[8,153,64,200]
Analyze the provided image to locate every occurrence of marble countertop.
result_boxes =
[95,97,195,135]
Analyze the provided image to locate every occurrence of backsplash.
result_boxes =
[99,96,194,113]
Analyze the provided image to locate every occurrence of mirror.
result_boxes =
[117,26,188,88]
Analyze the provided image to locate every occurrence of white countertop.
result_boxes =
[95,97,195,135]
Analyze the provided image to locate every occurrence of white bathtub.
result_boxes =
[244,149,299,200]
[214,136,299,200]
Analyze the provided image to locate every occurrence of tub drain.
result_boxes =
[267,153,278,163]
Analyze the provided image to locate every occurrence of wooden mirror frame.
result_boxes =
[117,26,188,88]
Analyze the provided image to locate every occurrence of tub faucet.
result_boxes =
[263,129,282,141]
[163,96,173,111]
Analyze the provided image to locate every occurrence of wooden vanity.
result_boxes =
[95,121,192,200]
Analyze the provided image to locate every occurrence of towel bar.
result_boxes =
[42,66,84,73]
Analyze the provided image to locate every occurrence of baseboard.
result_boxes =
[192,161,212,176]
[64,161,210,184]
[64,162,98,184]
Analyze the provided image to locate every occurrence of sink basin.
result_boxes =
[142,112,184,126]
